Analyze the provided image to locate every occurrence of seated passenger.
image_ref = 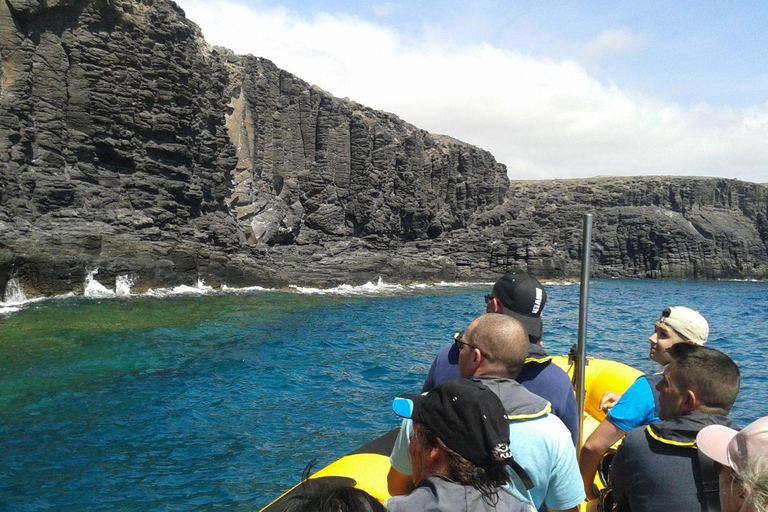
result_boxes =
[386,379,532,512]
[579,306,710,500]
[609,343,740,512]
[697,416,768,512]
[389,313,584,512]
[422,273,579,444]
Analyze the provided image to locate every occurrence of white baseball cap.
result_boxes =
[659,306,709,345]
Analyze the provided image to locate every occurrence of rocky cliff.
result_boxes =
[1,0,766,298]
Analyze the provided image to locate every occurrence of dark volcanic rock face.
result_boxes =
[467,177,768,280]
[0,0,766,298]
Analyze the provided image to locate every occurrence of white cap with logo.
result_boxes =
[659,306,709,345]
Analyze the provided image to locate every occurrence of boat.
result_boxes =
[260,355,643,511]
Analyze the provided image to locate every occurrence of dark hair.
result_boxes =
[412,422,511,506]
[284,461,385,512]
[666,343,740,414]
[284,484,385,512]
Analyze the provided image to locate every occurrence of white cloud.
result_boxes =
[177,0,768,183]
[581,27,650,62]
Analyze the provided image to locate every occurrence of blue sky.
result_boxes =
[174,0,768,182]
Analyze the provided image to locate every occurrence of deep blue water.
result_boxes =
[0,280,766,510]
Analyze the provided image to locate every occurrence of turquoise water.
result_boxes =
[1,280,766,510]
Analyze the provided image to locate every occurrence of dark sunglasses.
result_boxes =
[484,294,495,304]
[453,333,488,358]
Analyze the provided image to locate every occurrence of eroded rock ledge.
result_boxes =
[1,0,766,298]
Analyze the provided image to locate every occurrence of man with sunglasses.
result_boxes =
[422,273,579,445]
[388,314,585,512]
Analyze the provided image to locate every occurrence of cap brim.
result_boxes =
[392,393,424,421]
[697,424,738,468]
[501,307,542,340]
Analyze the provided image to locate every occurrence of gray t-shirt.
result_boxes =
[387,475,532,512]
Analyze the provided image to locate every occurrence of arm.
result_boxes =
[388,419,415,496]
[579,419,625,500]
[386,467,415,496]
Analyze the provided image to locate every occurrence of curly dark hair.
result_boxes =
[412,422,512,506]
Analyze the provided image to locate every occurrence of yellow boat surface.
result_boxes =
[261,357,642,511]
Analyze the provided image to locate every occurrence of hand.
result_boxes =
[599,392,622,412]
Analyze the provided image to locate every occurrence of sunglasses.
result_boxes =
[454,333,489,358]
[484,294,495,304]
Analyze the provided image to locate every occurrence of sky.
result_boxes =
[173,0,768,183]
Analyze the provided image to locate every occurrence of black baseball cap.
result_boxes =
[491,274,547,341]
[392,379,513,470]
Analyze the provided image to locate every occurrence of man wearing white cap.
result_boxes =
[580,306,711,501]
[698,416,768,512]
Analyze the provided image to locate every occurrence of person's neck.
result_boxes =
[472,368,518,380]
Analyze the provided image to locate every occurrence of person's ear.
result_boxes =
[426,446,446,471]
[489,298,502,314]
[682,389,701,414]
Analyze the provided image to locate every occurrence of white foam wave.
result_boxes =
[3,277,27,303]
[431,281,494,288]
[143,279,215,297]
[542,280,577,286]
[115,275,135,297]
[221,284,271,293]
[291,276,404,296]
[0,293,48,316]
[84,269,116,298]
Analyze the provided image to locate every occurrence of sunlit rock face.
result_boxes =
[0,0,766,296]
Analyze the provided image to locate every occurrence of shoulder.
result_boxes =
[537,360,571,382]
[431,344,453,362]
[511,413,572,446]
[388,475,445,507]
[386,487,437,512]
[617,425,652,456]
[519,361,572,390]
[606,378,655,428]
[624,375,654,395]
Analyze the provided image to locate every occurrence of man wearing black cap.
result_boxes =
[387,379,532,511]
[422,273,579,444]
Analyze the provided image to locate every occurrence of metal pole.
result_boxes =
[575,213,593,459]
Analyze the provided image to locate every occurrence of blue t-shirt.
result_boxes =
[422,343,580,445]
[606,374,661,432]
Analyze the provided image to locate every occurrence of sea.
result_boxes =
[1,277,766,510]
